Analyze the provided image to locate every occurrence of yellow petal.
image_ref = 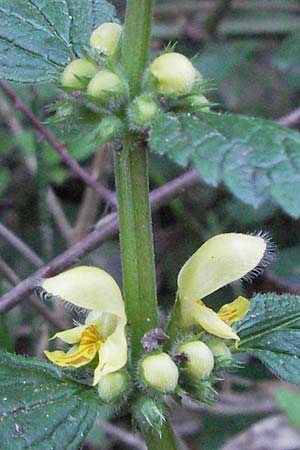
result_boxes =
[218,296,250,325]
[86,311,118,339]
[178,233,266,325]
[42,266,125,317]
[192,302,240,341]
[93,317,127,386]
[50,325,86,344]
[45,325,101,368]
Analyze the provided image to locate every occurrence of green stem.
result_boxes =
[117,2,179,449]
[144,421,180,450]
[117,0,157,360]
[114,137,157,361]
[122,0,154,96]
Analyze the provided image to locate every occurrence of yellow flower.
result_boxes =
[40,266,127,386]
[177,233,270,342]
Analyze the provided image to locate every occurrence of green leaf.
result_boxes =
[0,0,116,83]
[149,111,300,218]
[236,293,300,384]
[275,387,300,428]
[0,352,98,449]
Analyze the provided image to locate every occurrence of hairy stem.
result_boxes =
[122,0,154,96]
[114,139,158,361]
[143,421,180,450]
[119,1,180,448]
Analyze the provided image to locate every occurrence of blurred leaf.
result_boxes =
[273,30,300,89]
[149,111,300,218]
[0,352,98,449]
[15,128,96,185]
[222,198,276,226]
[86,408,112,448]
[237,293,300,384]
[195,41,255,84]
[0,0,116,83]
[0,316,13,352]
[0,169,10,196]
[275,387,300,428]
[270,245,300,291]
[220,10,300,36]
[220,61,291,119]
[14,131,36,155]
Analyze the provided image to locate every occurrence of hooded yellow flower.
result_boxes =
[177,233,270,342]
[40,266,127,386]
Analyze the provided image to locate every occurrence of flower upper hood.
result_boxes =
[177,233,269,341]
[41,266,127,386]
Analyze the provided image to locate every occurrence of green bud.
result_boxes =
[206,339,232,359]
[87,70,125,102]
[129,95,160,127]
[178,341,214,379]
[97,370,129,403]
[141,352,179,393]
[90,22,122,55]
[150,52,196,96]
[61,59,98,90]
[134,396,166,437]
[185,95,210,111]
[96,116,124,144]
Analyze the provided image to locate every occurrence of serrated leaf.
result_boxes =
[236,293,300,384]
[149,111,300,218]
[0,352,98,449]
[0,0,116,83]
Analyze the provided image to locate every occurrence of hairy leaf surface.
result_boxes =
[150,111,300,217]
[0,352,98,449]
[0,0,115,82]
[236,293,300,383]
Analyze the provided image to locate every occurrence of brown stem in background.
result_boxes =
[277,106,300,128]
[0,257,65,329]
[0,168,201,313]
[204,0,233,38]
[0,81,117,208]
[0,222,43,268]
[0,93,73,240]
[71,145,113,244]
[155,0,300,15]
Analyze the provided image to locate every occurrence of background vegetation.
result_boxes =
[1,1,300,449]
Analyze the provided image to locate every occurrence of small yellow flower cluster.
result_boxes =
[58,22,210,141]
[139,233,271,395]
[40,233,270,402]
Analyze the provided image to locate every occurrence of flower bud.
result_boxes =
[97,370,129,403]
[96,116,124,144]
[150,52,196,96]
[61,59,98,90]
[90,22,122,55]
[87,70,125,102]
[178,341,214,379]
[129,95,160,127]
[141,352,179,393]
[134,396,166,436]
[206,339,232,359]
[185,95,210,111]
